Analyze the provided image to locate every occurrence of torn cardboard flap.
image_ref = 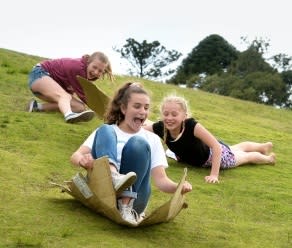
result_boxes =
[53,156,188,227]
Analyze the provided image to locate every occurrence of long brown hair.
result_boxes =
[104,82,148,125]
[82,51,114,81]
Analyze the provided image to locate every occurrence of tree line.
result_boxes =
[114,35,292,109]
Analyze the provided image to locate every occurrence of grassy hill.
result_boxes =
[0,48,291,248]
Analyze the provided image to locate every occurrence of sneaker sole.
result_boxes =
[66,111,95,123]
[26,100,36,112]
[115,172,137,195]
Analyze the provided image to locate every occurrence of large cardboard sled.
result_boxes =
[77,76,110,119]
[52,156,188,227]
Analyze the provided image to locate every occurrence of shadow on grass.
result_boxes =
[47,196,176,232]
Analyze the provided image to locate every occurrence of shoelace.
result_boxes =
[124,206,140,222]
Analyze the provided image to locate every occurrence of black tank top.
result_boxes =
[152,118,210,167]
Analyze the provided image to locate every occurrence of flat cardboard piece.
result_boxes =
[77,76,110,119]
[53,156,188,227]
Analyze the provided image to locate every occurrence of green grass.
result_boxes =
[0,48,291,248]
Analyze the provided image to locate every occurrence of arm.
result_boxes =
[70,145,94,169]
[194,123,222,183]
[151,166,192,194]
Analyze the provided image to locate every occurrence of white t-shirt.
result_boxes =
[82,124,168,170]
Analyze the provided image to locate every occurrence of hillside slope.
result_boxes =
[0,48,291,248]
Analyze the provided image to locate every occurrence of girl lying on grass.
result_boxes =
[143,95,276,184]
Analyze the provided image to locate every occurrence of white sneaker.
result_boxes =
[111,171,136,195]
[118,198,139,225]
[138,212,146,222]
[65,110,95,123]
[27,99,39,112]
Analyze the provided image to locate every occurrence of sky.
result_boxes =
[1,0,291,76]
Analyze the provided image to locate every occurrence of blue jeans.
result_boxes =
[28,64,50,95]
[91,124,151,213]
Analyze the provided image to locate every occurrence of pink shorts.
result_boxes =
[203,143,236,169]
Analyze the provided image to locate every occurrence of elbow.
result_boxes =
[215,141,222,153]
[70,152,78,166]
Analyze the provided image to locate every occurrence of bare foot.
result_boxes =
[268,152,276,165]
[262,142,273,155]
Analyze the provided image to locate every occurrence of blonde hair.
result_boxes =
[160,94,190,116]
[159,94,190,143]
[82,51,115,81]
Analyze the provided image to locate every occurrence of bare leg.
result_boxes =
[31,76,86,114]
[232,150,276,166]
[230,142,273,155]
[70,97,87,112]
[38,96,86,113]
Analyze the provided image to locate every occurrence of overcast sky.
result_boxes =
[1,0,291,75]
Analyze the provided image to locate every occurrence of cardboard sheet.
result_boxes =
[52,156,188,227]
[77,76,110,119]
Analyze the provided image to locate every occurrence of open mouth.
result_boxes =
[134,117,145,125]
[88,73,98,80]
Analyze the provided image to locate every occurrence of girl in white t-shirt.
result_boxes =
[70,82,192,225]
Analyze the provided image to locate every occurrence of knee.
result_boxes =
[99,124,113,132]
[127,136,150,153]
[51,91,72,103]
[62,92,73,100]
[96,124,115,137]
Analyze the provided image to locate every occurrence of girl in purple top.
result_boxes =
[27,51,114,123]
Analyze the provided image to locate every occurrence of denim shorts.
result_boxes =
[203,142,236,169]
[28,64,50,89]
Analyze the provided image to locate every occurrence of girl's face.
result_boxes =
[120,93,150,133]
[161,101,186,132]
[87,59,107,80]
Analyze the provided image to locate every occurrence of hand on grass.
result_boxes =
[205,175,219,183]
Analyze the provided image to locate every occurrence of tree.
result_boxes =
[270,53,292,72]
[281,70,292,87]
[168,34,239,85]
[113,38,182,80]
[200,74,241,96]
[200,72,288,107]
[240,36,270,55]
[229,46,275,77]
[243,72,287,106]
[281,70,292,108]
